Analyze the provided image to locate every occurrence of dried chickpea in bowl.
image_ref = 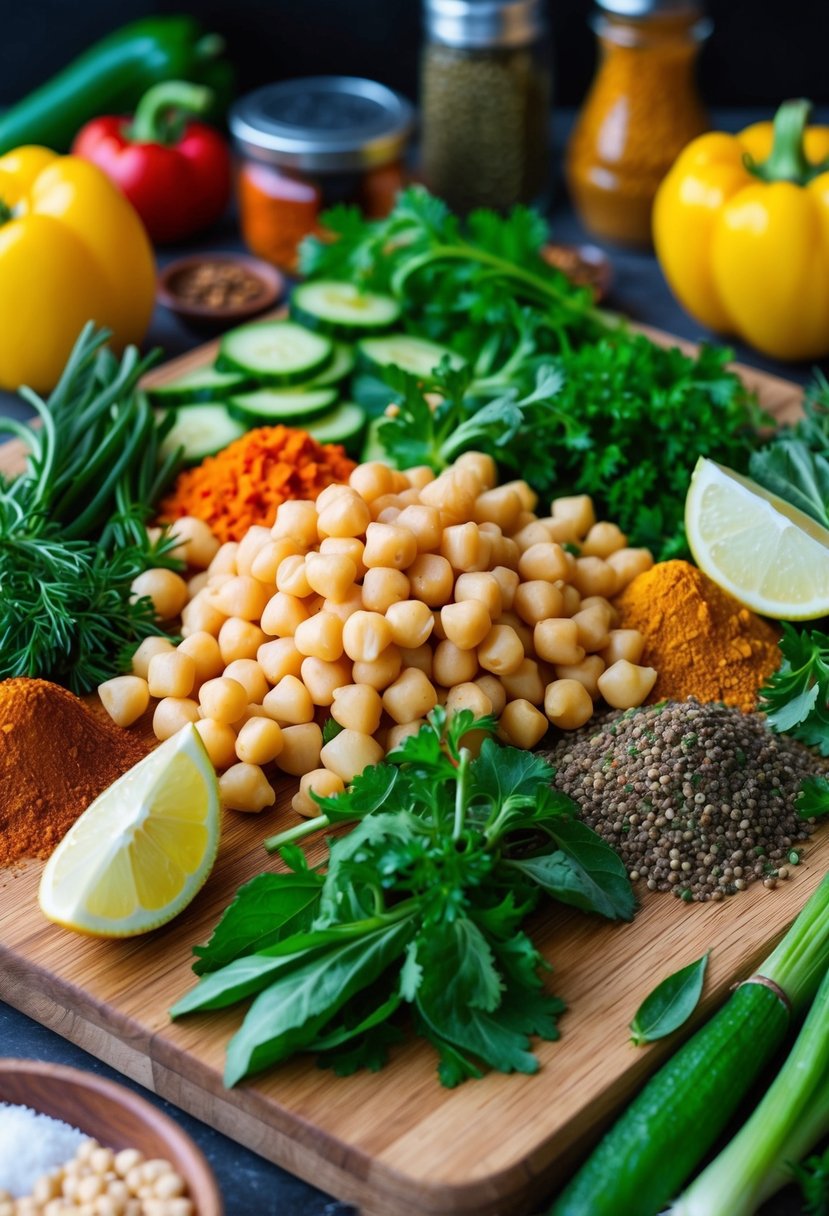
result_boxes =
[104,453,656,805]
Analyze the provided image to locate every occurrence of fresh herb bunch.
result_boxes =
[172,709,634,1088]
[750,373,829,530]
[759,624,829,757]
[0,324,182,692]
[793,1146,829,1216]
[304,188,763,558]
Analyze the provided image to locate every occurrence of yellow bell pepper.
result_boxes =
[0,146,155,393]
[653,100,829,362]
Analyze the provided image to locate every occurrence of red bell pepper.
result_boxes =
[72,80,231,244]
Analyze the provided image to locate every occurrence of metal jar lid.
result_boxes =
[594,0,702,15]
[424,0,546,49]
[230,77,414,173]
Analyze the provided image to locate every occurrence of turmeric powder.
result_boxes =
[159,426,355,544]
[614,561,780,711]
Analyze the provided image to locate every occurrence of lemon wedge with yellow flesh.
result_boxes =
[685,457,829,620]
[39,724,220,937]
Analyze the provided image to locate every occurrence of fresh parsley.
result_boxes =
[759,625,829,756]
[792,1145,829,1216]
[172,709,634,1088]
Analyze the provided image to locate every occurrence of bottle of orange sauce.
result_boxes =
[566,0,711,247]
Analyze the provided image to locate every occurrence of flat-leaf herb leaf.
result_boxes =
[629,951,709,1046]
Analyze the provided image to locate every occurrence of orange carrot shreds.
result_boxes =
[158,426,356,543]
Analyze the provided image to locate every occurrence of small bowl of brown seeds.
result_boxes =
[157,252,284,331]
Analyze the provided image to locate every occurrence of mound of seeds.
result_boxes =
[544,699,826,902]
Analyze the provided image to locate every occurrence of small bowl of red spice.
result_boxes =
[157,252,285,330]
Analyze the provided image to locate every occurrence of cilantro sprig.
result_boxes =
[760,624,829,756]
[172,710,634,1088]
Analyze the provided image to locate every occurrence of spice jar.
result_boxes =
[230,77,414,272]
[420,0,551,213]
[566,0,711,247]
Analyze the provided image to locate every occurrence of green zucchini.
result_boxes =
[158,405,247,465]
[357,334,466,382]
[228,386,339,424]
[303,402,366,453]
[550,981,790,1216]
[147,366,251,407]
[217,321,333,386]
[298,342,356,387]
[291,281,401,337]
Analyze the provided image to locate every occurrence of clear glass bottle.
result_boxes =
[420,0,552,214]
[566,0,710,247]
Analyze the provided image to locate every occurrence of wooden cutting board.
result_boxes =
[0,331,822,1216]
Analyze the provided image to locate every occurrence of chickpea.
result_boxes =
[517,542,570,584]
[276,722,323,776]
[153,697,200,741]
[148,650,196,700]
[544,679,595,730]
[219,763,275,813]
[399,643,433,678]
[180,589,226,638]
[352,645,402,690]
[402,465,435,490]
[272,499,318,545]
[394,503,442,553]
[500,658,545,705]
[131,635,174,679]
[250,537,303,584]
[559,584,581,617]
[331,684,383,735]
[262,674,315,725]
[98,675,150,728]
[292,767,345,816]
[497,610,534,655]
[363,522,418,571]
[194,718,238,770]
[349,461,397,502]
[235,525,274,577]
[452,571,500,617]
[581,595,620,627]
[598,660,658,709]
[210,574,270,622]
[321,585,364,623]
[385,599,434,648]
[222,658,269,704]
[177,631,224,684]
[571,604,612,654]
[551,494,596,538]
[236,717,284,765]
[474,674,507,716]
[513,580,565,626]
[198,676,248,724]
[606,547,654,589]
[455,450,497,488]
[601,629,646,667]
[131,568,188,622]
[342,611,393,662]
[554,654,606,700]
[477,625,524,676]
[382,668,438,724]
[492,535,521,570]
[207,541,239,577]
[386,719,426,751]
[304,553,357,602]
[217,617,268,665]
[533,618,585,666]
[581,521,627,558]
[300,656,353,705]
[490,566,520,611]
[260,590,309,637]
[274,553,312,598]
[319,536,367,580]
[370,494,402,521]
[440,600,491,650]
[571,556,617,599]
[165,515,220,568]
[433,639,479,686]
[317,490,371,539]
[441,522,482,572]
[407,553,454,607]
[257,637,304,684]
[445,681,493,718]
[153,1172,186,1200]
[473,486,524,533]
[294,612,344,662]
[32,1175,61,1203]
[541,515,580,544]
[511,521,553,553]
[114,1150,143,1178]
[499,479,536,512]
[431,609,446,641]
[362,567,410,613]
[498,699,549,748]
[320,729,385,782]
[419,470,476,525]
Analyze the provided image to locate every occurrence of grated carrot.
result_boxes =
[158,426,356,543]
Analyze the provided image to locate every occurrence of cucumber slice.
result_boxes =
[217,321,333,385]
[357,334,466,382]
[228,386,339,424]
[291,281,401,337]
[159,405,247,465]
[300,342,356,387]
[303,402,366,452]
[147,366,251,406]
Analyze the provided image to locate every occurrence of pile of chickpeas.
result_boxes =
[1,1140,192,1216]
[98,452,657,815]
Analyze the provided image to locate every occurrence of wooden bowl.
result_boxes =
[0,1059,223,1214]
[157,252,284,330]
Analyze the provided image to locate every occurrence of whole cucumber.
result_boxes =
[549,981,790,1216]
[0,16,232,155]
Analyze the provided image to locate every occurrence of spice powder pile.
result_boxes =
[0,678,147,867]
[545,699,824,901]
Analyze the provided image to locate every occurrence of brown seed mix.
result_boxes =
[543,698,827,901]
[171,261,265,309]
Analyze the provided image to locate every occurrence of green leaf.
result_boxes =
[510,819,636,921]
[750,443,829,530]
[629,952,709,1046]
[791,1145,829,1216]
[413,918,504,1013]
[760,625,829,756]
[321,717,344,745]
[224,915,417,1085]
[191,871,324,975]
[798,776,829,820]
[312,763,399,821]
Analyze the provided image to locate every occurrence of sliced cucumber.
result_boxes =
[228,386,339,424]
[159,405,247,465]
[357,334,466,382]
[291,281,401,337]
[217,321,333,385]
[303,402,366,452]
[147,366,251,406]
[300,342,356,387]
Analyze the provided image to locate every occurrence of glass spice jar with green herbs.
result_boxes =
[420,0,551,213]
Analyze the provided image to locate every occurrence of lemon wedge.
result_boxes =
[685,457,829,620]
[39,724,220,937]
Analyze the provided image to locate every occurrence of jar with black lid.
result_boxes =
[420,0,551,214]
[230,76,414,272]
